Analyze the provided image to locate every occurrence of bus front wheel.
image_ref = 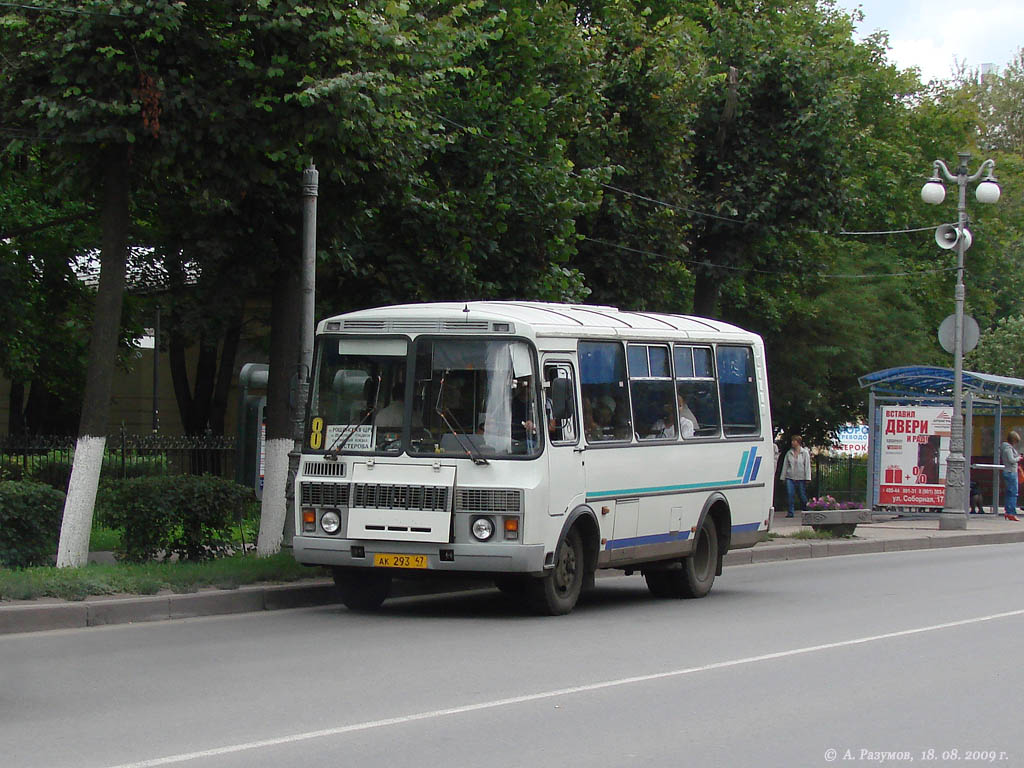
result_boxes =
[644,516,718,599]
[529,527,586,615]
[333,568,392,612]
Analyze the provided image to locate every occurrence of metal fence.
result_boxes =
[773,455,869,508]
[0,431,237,487]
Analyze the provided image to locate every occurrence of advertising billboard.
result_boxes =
[878,406,952,507]
[834,424,869,455]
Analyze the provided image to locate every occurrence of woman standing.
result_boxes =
[780,435,812,518]
[1001,431,1021,521]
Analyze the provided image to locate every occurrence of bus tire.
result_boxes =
[529,527,586,615]
[647,516,718,599]
[333,568,391,612]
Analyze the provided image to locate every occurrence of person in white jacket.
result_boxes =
[780,435,811,517]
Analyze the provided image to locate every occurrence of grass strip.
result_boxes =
[0,554,329,602]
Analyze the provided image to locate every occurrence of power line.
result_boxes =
[580,236,960,280]
[429,110,943,237]
[0,2,120,16]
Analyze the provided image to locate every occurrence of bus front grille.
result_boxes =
[455,488,523,513]
[300,482,350,507]
[352,483,450,512]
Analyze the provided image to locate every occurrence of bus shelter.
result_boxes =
[859,366,1024,513]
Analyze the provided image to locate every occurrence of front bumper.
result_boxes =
[293,536,548,574]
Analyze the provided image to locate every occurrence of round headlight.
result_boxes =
[471,517,495,541]
[320,510,341,534]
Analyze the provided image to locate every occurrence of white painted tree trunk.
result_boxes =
[55,435,106,567]
[257,438,293,556]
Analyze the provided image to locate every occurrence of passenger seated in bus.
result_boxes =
[677,391,697,438]
[376,376,421,435]
[649,390,696,439]
[582,396,599,441]
[511,376,538,450]
[543,367,561,441]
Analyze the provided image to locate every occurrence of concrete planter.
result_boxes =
[800,508,872,537]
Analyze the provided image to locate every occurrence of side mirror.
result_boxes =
[550,378,573,420]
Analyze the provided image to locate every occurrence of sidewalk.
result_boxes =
[4,512,1024,635]
[724,510,1024,565]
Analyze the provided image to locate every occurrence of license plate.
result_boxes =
[373,553,428,569]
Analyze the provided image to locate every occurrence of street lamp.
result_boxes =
[921,153,1000,530]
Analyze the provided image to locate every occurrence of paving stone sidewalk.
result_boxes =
[3,512,1023,635]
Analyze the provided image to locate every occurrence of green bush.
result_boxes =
[103,475,253,562]
[0,480,65,568]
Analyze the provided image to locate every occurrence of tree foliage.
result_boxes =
[3,0,1023,459]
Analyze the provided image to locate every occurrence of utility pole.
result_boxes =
[283,163,319,545]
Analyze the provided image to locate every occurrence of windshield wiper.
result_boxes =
[325,374,381,455]
[435,372,489,465]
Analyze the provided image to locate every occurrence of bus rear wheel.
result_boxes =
[333,568,392,612]
[644,516,718,599]
[529,527,586,615]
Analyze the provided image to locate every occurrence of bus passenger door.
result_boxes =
[544,361,585,518]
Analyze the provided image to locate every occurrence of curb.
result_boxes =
[4,531,1024,636]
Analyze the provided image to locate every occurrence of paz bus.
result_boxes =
[292,302,774,614]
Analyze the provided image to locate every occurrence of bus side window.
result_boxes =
[545,363,578,444]
[717,346,760,437]
[674,344,721,437]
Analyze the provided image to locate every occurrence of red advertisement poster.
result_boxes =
[877,406,951,507]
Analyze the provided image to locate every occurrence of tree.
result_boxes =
[967,316,1024,378]
[571,0,706,311]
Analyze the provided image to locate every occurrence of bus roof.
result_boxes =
[317,301,758,341]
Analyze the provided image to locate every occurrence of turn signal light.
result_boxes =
[504,517,519,540]
[302,508,316,533]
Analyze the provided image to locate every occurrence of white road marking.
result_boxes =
[106,607,1024,768]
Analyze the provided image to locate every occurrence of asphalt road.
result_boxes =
[4,545,1024,768]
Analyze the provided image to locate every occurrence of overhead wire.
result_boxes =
[580,236,960,280]
[426,110,943,238]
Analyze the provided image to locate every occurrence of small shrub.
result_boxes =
[806,495,839,511]
[0,480,65,568]
[104,475,253,562]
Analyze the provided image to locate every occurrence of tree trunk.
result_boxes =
[7,380,25,435]
[692,266,721,318]
[209,312,243,435]
[56,147,130,568]
[257,264,301,556]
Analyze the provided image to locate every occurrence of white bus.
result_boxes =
[293,302,774,614]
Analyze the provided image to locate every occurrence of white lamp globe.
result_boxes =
[921,180,946,205]
[976,180,1001,204]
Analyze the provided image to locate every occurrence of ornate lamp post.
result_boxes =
[921,153,1000,529]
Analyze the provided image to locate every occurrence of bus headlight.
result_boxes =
[320,510,341,535]
[471,516,495,541]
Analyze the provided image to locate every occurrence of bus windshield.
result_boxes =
[308,338,408,454]
[307,337,542,458]
[410,338,541,459]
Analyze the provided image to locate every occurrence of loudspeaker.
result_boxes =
[935,223,972,250]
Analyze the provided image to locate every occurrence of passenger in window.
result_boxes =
[543,368,560,441]
[591,395,618,439]
[511,376,538,450]
[677,391,697,438]
[650,390,695,439]
[582,396,599,441]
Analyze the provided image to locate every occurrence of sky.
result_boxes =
[836,0,1023,83]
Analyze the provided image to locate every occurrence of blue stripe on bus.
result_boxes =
[742,447,758,484]
[605,530,691,550]
[586,479,744,500]
[750,456,762,482]
[732,522,761,532]
[736,449,750,481]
